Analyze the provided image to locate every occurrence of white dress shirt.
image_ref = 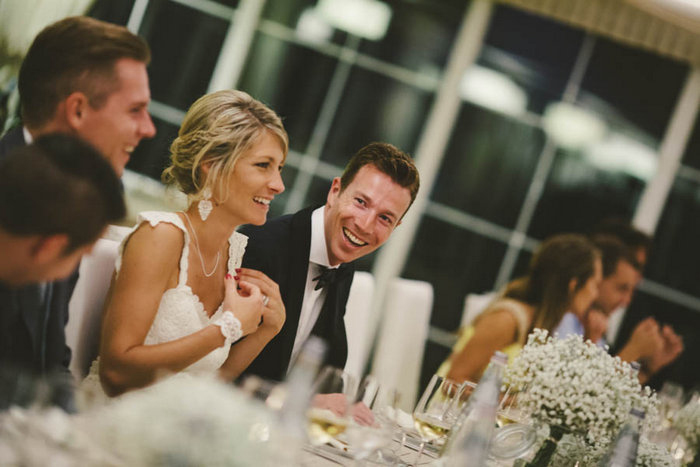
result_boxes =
[288,206,339,370]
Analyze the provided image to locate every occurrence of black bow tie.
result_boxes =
[313,265,347,290]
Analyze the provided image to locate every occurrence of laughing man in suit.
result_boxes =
[238,142,420,382]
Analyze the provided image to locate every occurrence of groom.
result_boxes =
[238,142,420,381]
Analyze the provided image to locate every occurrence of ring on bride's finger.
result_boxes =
[262,294,270,307]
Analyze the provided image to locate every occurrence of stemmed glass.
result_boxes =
[497,383,532,427]
[345,375,401,464]
[411,375,465,465]
[307,367,357,447]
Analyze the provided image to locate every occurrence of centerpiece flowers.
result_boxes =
[0,375,286,466]
[672,398,700,464]
[504,329,659,466]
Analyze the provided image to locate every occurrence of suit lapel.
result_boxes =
[276,208,314,373]
[17,283,45,360]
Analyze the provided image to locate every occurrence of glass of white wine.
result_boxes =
[496,383,532,427]
[411,375,463,465]
[307,366,357,447]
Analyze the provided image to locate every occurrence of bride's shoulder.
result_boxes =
[122,212,185,262]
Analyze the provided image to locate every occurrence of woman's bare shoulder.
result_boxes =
[121,221,185,273]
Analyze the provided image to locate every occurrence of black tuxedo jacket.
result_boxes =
[0,126,77,410]
[239,206,354,381]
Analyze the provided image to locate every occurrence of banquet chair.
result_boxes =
[460,291,497,328]
[65,235,123,379]
[370,278,433,412]
[343,271,375,380]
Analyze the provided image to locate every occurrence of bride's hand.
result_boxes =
[236,268,286,335]
[223,274,263,336]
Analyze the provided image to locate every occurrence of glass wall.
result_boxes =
[88,0,699,391]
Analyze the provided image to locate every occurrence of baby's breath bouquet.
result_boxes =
[0,375,288,466]
[672,399,700,464]
[505,329,659,465]
[673,399,700,449]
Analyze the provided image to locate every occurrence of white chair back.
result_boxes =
[343,271,375,380]
[460,291,497,328]
[371,278,433,412]
[66,237,121,379]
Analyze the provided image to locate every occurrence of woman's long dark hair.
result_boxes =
[504,234,599,333]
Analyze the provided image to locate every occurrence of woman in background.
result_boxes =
[441,234,601,383]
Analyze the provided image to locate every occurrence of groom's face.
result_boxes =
[323,164,411,267]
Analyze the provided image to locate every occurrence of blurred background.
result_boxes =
[1,0,699,393]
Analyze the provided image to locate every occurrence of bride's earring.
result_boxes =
[198,187,213,221]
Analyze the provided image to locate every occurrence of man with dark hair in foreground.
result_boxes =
[0,134,125,410]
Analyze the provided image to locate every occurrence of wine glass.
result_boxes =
[307,366,357,447]
[411,375,464,465]
[345,375,401,464]
[497,383,532,427]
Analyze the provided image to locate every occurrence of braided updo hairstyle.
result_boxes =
[162,90,288,203]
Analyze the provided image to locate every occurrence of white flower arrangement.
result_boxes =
[635,437,678,467]
[551,434,677,467]
[0,375,291,466]
[505,329,659,449]
[673,399,700,449]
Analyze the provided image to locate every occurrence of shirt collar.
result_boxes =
[310,206,337,269]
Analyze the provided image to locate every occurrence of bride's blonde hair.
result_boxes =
[162,90,288,203]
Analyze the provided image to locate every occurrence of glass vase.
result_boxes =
[523,425,569,467]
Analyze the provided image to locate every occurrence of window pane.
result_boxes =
[89,0,135,25]
[212,0,240,7]
[358,0,466,72]
[128,117,179,181]
[321,67,434,166]
[645,176,700,297]
[420,341,452,395]
[528,148,645,240]
[140,0,228,109]
[480,5,585,114]
[579,37,687,141]
[681,115,700,170]
[261,0,348,45]
[433,103,545,229]
[403,218,507,331]
[239,33,337,152]
[268,165,299,219]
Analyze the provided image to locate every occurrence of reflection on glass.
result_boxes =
[579,36,687,141]
[128,117,180,181]
[434,103,545,228]
[321,67,433,166]
[239,33,337,152]
[481,5,585,114]
[528,147,645,239]
[139,0,229,109]
[404,219,508,331]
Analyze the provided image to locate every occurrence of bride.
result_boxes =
[83,90,287,400]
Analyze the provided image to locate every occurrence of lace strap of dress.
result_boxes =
[114,211,190,287]
[227,231,248,274]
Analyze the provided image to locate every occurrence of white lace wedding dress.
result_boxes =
[79,212,248,408]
